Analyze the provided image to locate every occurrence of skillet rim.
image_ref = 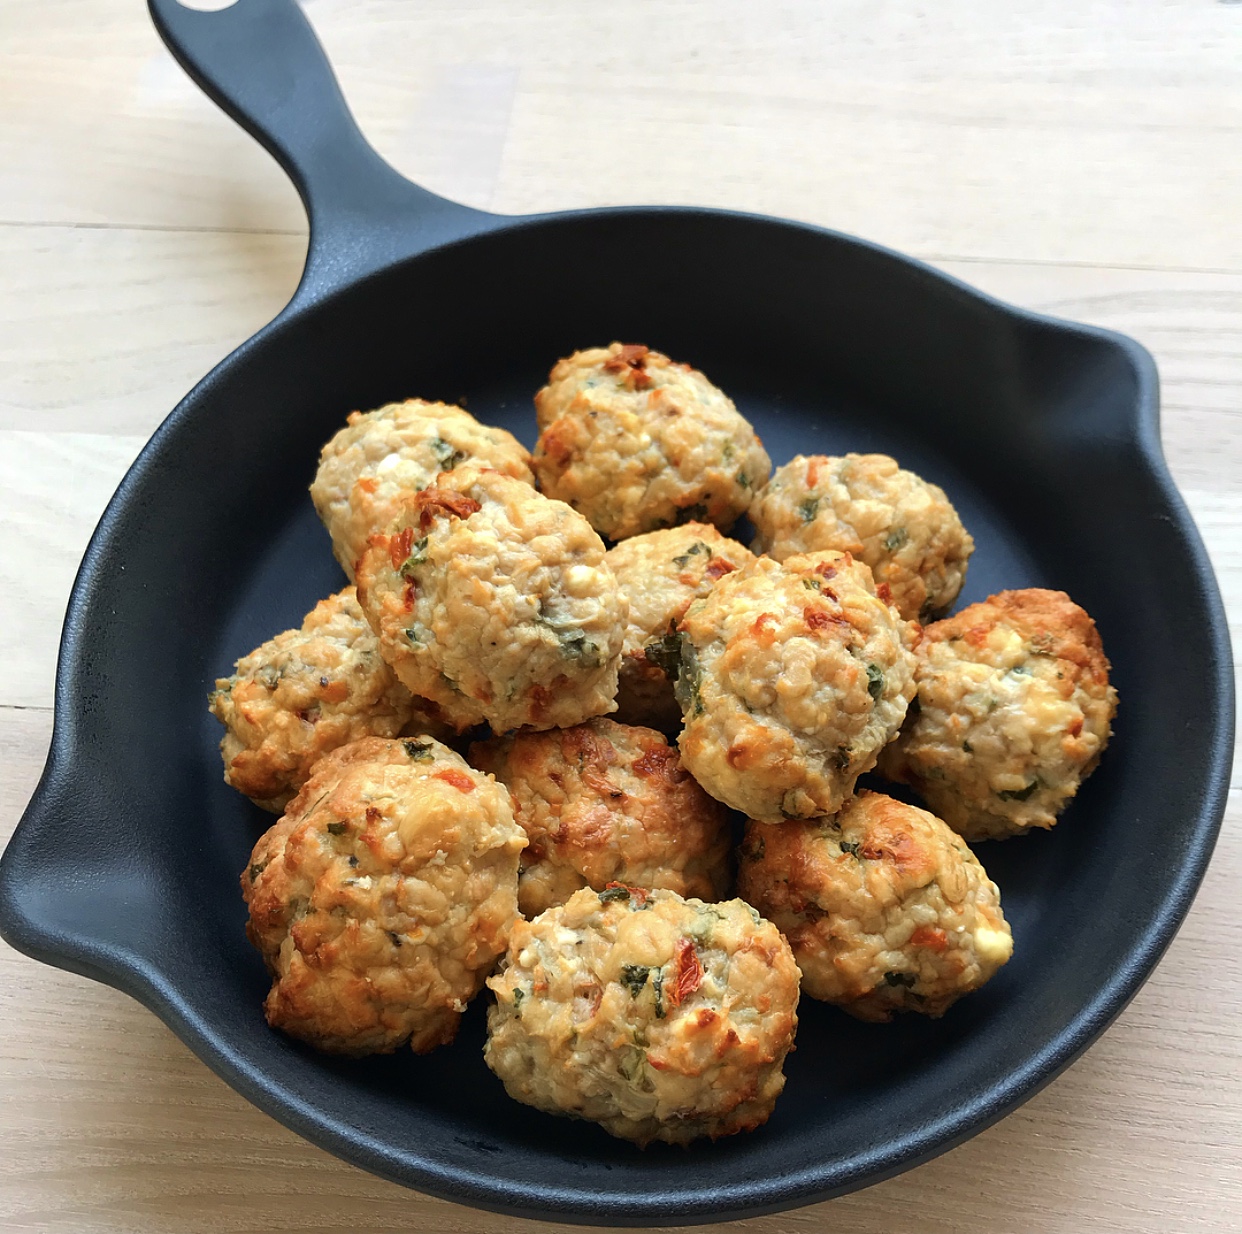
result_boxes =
[0,203,1233,1225]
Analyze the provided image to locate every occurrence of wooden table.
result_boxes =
[2,2,1239,1229]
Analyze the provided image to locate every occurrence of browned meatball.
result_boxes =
[674,551,916,823]
[532,343,770,540]
[355,466,627,733]
[208,587,449,812]
[485,885,800,1145]
[738,791,1012,1021]
[242,736,525,1055]
[470,718,732,918]
[749,453,974,621]
[605,524,756,730]
[878,588,1117,840]
[310,399,533,579]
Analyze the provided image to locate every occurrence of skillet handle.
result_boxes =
[148,0,496,304]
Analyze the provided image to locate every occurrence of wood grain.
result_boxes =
[0,0,1238,1230]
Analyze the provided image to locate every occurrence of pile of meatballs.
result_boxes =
[211,342,1118,1147]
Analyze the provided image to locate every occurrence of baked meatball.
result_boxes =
[532,343,770,541]
[243,736,526,1055]
[470,719,732,918]
[311,399,534,579]
[673,551,916,823]
[749,453,974,621]
[878,588,1117,841]
[208,587,450,813]
[355,465,627,734]
[605,524,756,730]
[738,791,1012,1021]
[484,885,799,1146]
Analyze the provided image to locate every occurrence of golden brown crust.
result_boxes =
[605,524,756,730]
[242,736,525,1055]
[208,587,449,812]
[531,343,770,540]
[484,886,799,1145]
[675,551,917,822]
[469,719,732,918]
[737,791,1012,1021]
[923,588,1111,686]
[354,465,627,733]
[878,588,1117,840]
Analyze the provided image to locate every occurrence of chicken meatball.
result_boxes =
[470,719,732,918]
[878,588,1117,841]
[243,736,526,1055]
[311,399,534,579]
[532,343,770,541]
[737,791,1012,1021]
[209,587,450,813]
[749,453,974,621]
[484,885,799,1146]
[355,465,627,734]
[673,551,916,823]
[605,524,756,730]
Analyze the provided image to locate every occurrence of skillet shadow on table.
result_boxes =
[35,211,1211,1218]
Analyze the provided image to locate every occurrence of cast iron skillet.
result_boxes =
[0,0,1233,1224]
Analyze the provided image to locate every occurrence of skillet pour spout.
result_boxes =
[0,0,1232,1225]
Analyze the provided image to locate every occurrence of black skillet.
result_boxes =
[0,0,1233,1224]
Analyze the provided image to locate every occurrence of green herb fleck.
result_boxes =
[556,627,602,668]
[400,537,429,575]
[672,542,708,568]
[722,441,735,462]
[512,987,525,1018]
[998,781,1039,802]
[803,577,822,592]
[651,969,665,1018]
[672,640,705,717]
[833,745,852,771]
[798,497,820,522]
[884,527,909,552]
[598,886,631,903]
[248,859,269,883]
[884,971,917,988]
[620,965,652,997]
[326,822,347,836]
[429,437,466,471]
[736,471,750,489]
[256,665,282,691]
[618,1045,647,1083]
[839,840,861,857]
[403,738,435,761]
[643,631,683,678]
[866,664,885,702]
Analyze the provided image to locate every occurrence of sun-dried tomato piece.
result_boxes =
[666,937,704,1009]
[433,768,476,793]
[390,527,414,571]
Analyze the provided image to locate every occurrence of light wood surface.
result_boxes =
[2,1,1239,1230]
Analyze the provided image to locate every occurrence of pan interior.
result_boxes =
[27,210,1220,1220]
